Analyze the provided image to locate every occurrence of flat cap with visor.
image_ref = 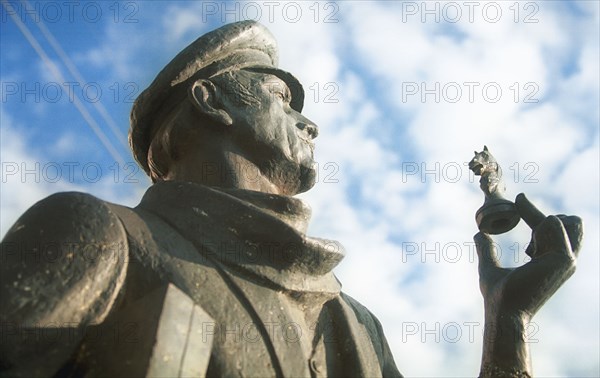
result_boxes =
[129,20,305,177]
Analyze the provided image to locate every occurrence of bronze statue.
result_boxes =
[0,21,583,378]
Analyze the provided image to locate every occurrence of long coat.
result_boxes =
[0,181,401,377]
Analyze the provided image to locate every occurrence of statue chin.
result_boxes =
[296,164,317,194]
[261,157,316,196]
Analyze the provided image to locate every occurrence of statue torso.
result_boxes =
[106,182,397,377]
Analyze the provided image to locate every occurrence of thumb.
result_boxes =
[474,232,501,275]
[515,193,546,230]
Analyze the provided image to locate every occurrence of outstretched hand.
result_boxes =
[474,193,583,320]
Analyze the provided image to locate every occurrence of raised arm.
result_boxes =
[474,194,583,377]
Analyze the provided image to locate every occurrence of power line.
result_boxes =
[1,0,126,165]
[22,0,129,150]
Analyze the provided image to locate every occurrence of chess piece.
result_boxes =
[469,146,520,234]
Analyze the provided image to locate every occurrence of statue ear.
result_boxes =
[189,79,233,126]
[483,145,489,152]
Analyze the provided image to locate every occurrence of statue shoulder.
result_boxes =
[340,292,375,320]
[0,191,131,377]
[0,191,129,326]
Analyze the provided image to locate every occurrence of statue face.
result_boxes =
[220,70,319,194]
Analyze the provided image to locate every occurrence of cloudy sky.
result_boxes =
[1,0,598,376]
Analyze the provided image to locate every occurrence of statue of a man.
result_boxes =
[0,21,583,378]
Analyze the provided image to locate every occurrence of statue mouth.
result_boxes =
[299,134,314,146]
[299,137,315,156]
[296,128,316,151]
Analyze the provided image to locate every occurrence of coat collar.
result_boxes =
[136,181,344,294]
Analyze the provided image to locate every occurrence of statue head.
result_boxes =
[130,21,318,195]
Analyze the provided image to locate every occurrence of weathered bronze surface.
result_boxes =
[469,146,521,234]
[0,21,583,378]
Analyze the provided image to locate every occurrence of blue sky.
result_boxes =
[1,1,599,376]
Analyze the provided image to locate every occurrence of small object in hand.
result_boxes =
[469,146,520,234]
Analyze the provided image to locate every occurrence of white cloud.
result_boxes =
[1,114,59,237]
[76,22,146,83]
[0,111,145,237]
[162,4,207,42]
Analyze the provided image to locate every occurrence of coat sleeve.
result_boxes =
[340,292,403,378]
[0,191,129,377]
[371,309,403,378]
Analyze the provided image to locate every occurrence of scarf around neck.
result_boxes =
[137,181,345,294]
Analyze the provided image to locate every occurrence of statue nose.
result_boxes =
[295,114,319,139]
[297,122,319,139]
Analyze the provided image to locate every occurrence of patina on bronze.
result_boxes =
[469,146,520,234]
[0,21,584,378]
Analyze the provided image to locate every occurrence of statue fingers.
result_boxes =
[515,193,546,230]
[534,215,576,261]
